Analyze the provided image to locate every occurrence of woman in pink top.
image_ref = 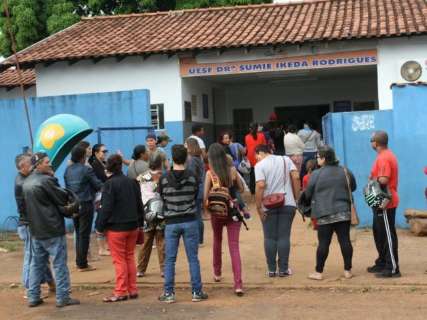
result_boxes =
[245,123,267,195]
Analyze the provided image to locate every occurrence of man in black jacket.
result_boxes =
[65,145,102,272]
[15,153,54,294]
[23,152,80,308]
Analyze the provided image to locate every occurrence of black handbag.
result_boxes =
[59,189,80,218]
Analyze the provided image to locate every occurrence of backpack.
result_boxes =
[144,194,164,223]
[207,171,231,218]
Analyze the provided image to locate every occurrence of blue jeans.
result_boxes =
[17,225,53,289]
[196,199,204,244]
[262,206,296,273]
[164,219,202,294]
[28,235,71,304]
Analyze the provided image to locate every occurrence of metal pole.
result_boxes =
[3,0,34,148]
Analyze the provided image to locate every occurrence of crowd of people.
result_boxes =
[14,120,401,308]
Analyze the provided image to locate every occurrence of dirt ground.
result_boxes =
[1,200,427,319]
[2,287,427,320]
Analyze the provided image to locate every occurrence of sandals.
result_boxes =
[213,275,222,282]
[103,295,128,303]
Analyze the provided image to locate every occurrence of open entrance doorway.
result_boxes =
[274,104,330,133]
[182,65,379,146]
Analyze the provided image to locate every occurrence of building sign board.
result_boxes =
[180,50,377,77]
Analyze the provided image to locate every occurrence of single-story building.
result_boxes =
[1,0,427,143]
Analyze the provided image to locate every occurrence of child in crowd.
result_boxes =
[302,159,317,230]
[302,159,317,190]
[136,156,165,278]
[158,145,208,303]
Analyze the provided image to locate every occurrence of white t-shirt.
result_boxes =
[284,133,305,156]
[255,155,297,207]
[188,135,206,149]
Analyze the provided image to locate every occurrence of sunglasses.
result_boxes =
[370,139,375,143]
[102,150,109,153]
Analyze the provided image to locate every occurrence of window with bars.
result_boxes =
[150,104,165,130]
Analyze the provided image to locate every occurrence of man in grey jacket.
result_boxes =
[15,153,55,296]
[23,152,80,308]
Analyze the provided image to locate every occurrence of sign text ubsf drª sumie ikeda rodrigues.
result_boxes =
[180,50,377,77]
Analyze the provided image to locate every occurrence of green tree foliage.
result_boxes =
[0,0,46,56]
[0,0,271,57]
[176,0,271,10]
[47,0,80,34]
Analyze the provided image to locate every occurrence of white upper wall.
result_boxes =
[377,36,427,109]
[0,86,36,100]
[32,35,427,120]
[181,78,214,124]
[35,55,183,122]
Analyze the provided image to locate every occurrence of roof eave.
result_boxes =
[2,32,426,71]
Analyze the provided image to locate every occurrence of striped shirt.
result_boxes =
[159,169,198,224]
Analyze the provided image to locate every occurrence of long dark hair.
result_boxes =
[249,123,258,140]
[89,143,105,164]
[208,143,232,187]
[132,144,146,160]
[218,131,232,144]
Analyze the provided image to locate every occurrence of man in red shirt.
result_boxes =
[367,131,400,278]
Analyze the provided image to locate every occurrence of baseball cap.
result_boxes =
[31,152,48,166]
[157,135,171,143]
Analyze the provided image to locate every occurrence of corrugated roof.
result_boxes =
[1,0,426,69]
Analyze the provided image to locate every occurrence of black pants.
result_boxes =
[316,220,353,273]
[372,208,399,273]
[249,167,256,195]
[73,202,94,268]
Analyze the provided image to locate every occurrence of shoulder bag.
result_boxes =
[262,156,287,210]
[344,167,359,226]
[302,130,315,144]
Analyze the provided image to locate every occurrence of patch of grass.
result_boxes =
[0,240,23,252]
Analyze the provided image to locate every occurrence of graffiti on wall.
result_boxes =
[351,114,375,132]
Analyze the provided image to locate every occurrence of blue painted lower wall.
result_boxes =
[324,85,427,227]
[0,90,152,229]
[2,85,425,229]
